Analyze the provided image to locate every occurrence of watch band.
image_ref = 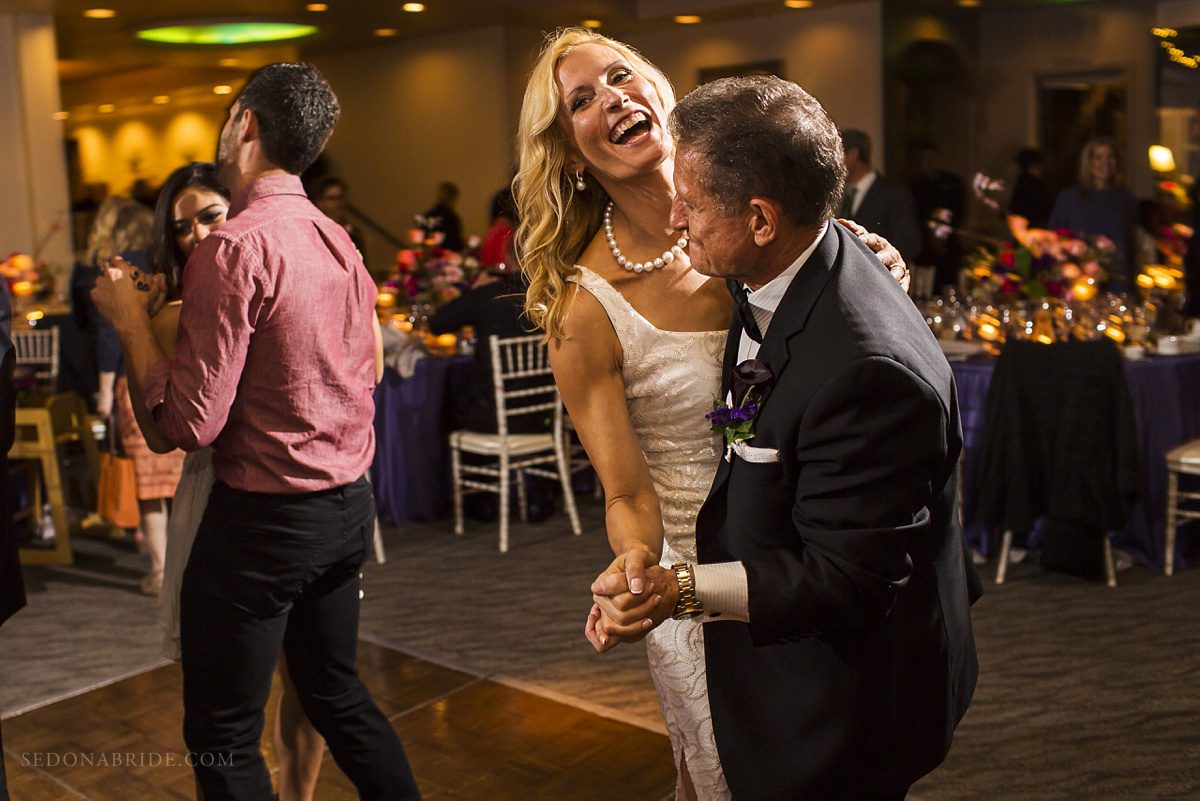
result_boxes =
[671,562,704,620]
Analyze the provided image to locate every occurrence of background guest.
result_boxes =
[909,141,966,291]
[1185,101,1200,318]
[423,180,465,252]
[311,175,367,267]
[1009,147,1053,229]
[839,128,922,264]
[479,185,516,269]
[1048,136,1138,291]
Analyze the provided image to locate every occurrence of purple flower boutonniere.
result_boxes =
[706,358,774,451]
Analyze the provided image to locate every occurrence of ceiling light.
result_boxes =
[136,22,319,46]
[153,95,171,104]
[213,84,234,95]
[674,15,702,24]
[98,104,115,113]
[784,1,813,8]
[957,0,981,6]
[402,2,425,11]
[581,19,602,29]
[52,111,69,121]
[83,8,116,19]
[219,58,240,66]
[306,2,329,10]
[374,27,398,36]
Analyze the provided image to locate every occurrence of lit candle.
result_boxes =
[435,333,457,347]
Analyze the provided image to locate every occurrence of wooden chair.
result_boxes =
[1164,440,1200,576]
[12,326,60,391]
[449,334,581,553]
[10,393,100,565]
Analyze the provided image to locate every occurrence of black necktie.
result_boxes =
[734,284,763,343]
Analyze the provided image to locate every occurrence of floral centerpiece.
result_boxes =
[380,216,483,313]
[1,252,42,298]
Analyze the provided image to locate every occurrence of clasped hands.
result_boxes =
[585,547,680,654]
[90,256,168,331]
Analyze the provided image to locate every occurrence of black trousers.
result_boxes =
[180,477,420,801]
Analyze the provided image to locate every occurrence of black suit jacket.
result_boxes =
[846,173,922,265]
[697,223,978,800]
[0,281,26,628]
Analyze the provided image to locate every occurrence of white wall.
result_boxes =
[312,26,517,273]
[0,13,73,285]
[624,0,885,168]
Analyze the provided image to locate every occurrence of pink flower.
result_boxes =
[407,228,425,244]
[1061,263,1081,280]
[442,264,465,283]
[426,231,446,247]
[1065,239,1087,259]
[1093,235,1117,254]
[1083,260,1102,276]
[396,249,418,271]
[466,234,482,250]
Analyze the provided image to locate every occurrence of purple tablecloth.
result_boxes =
[371,357,473,525]
[953,353,1200,569]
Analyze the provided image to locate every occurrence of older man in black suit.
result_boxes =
[0,280,26,799]
[840,128,923,265]
[598,77,980,800]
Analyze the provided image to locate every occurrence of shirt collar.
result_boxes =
[229,173,307,217]
[853,170,878,195]
[746,221,829,317]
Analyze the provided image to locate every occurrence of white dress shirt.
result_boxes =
[692,222,828,622]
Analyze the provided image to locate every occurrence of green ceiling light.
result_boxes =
[136,21,319,46]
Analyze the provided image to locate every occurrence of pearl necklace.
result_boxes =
[603,201,688,273]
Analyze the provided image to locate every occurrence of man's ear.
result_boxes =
[239,107,258,143]
[748,198,780,248]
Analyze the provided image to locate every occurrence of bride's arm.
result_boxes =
[550,285,666,632]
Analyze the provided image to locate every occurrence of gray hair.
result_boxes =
[669,75,846,227]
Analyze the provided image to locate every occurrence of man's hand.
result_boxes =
[586,563,679,652]
[91,257,162,333]
[838,218,910,292]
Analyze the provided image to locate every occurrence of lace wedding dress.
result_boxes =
[159,448,213,659]
[573,266,732,800]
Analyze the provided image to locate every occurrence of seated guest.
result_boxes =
[423,181,465,252]
[428,256,542,434]
[839,128,922,264]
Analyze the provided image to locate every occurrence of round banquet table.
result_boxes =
[371,356,473,525]
[953,352,1200,569]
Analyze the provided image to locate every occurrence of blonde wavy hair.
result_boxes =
[513,28,676,341]
[86,196,153,264]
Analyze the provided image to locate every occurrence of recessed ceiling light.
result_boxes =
[784,1,813,8]
[98,104,115,113]
[136,22,319,45]
[674,15,702,24]
[219,57,240,66]
[957,0,981,6]
[83,8,116,19]
[52,111,69,121]
[306,2,329,10]
[153,95,171,104]
[374,27,398,36]
[402,2,425,11]
[213,84,234,95]
[581,19,602,29]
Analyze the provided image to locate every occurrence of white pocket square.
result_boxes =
[731,443,781,463]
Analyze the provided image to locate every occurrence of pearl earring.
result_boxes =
[575,171,586,191]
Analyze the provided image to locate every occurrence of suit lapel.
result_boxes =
[706,224,843,500]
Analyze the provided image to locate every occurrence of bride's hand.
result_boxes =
[585,603,620,653]
[591,547,659,622]
[838,218,910,292]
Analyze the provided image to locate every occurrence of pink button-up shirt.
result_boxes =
[143,173,377,493]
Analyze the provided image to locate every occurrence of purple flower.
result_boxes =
[732,358,774,403]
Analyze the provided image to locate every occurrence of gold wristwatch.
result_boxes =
[671,562,704,620]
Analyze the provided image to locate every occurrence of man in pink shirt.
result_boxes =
[92,63,420,800]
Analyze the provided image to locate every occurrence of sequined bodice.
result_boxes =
[572,266,725,561]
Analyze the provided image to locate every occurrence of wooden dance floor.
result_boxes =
[2,640,676,800]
